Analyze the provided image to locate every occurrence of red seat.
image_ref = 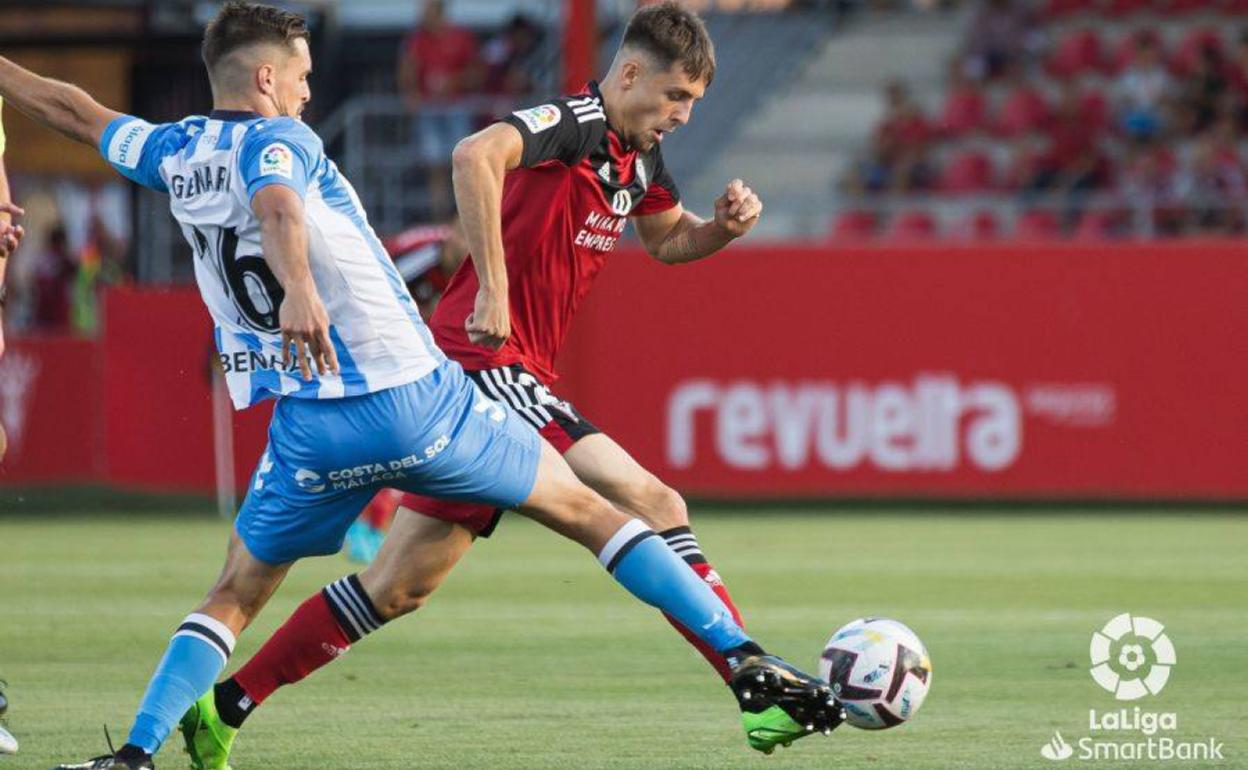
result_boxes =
[829,210,878,242]
[938,87,988,137]
[940,150,996,193]
[1042,0,1097,17]
[995,85,1052,136]
[1220,0,1248,14]
[1074,210,1121,240]
[1080,89,1111,132]
[1102,0,1152,16]
[1015,209,1062,239]
[886,210,938,241]
[1155,0,1211,14]
[954,209,1001,240]
[1048,29,1107,77]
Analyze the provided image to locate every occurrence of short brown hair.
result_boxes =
[623,2,716,86]
[202,1,310,71]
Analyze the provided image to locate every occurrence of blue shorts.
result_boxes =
[235,360,541,564]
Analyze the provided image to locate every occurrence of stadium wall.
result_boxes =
[0,243,1244,501]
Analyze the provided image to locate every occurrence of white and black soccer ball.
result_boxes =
[0,678,15,754]
[818,617,932,730]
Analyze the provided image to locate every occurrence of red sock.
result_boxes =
[361,489,400,530]
[662,560,745,684]
[232,575,383,707]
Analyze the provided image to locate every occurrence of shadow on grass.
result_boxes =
[0,484,218,518]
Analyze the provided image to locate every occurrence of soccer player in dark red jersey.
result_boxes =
[182,4,841,764]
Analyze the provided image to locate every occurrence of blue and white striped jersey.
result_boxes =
[99,110,444,409]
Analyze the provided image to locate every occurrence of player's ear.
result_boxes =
[256,62,277,97]
[620,58,641,90]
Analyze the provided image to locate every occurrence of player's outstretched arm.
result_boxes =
[252,184,339,380]
[450,122,524,350]
[635,178,763,265]
[0,56,121,147]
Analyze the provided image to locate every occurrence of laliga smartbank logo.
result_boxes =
[1038,613,1225,763]
[1090,613,1174,700]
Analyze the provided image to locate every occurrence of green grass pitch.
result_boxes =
[2,507,1245,769]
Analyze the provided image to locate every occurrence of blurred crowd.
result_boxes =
[0,181,129,340]
[398,0,544,218]
[842,0,1248,237]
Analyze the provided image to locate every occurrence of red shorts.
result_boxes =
[397,363,599,536]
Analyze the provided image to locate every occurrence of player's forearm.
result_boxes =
[0,57,115,147]
[653,214,735,265]
[258,205,314,292]
[0,160,14,275]
[450,139,509,293]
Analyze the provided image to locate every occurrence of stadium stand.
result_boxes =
[694,1,1248,240]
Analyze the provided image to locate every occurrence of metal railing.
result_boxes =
[318,95,530,236]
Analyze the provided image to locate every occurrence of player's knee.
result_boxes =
[644,481,689,531]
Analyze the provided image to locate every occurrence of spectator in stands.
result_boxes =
[1119,137,1183,234]
[33,225,74,331]
[846,79,935,195]
[1115,34,1174,141]
[1176,44,1229,135]
[481,13,543,98]
[1004,134,1049,192]
[995,62,1051,136]
[1176,120,1247,232]
[964,0,1037,80]
[398,0,482,218]
[1224,28,1248,127]
[939,57,988,136]
[1025,84,1110,216]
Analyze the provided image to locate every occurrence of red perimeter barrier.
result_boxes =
[2,243,1245,500]
[556,242,1248,500]
[0,286,269,494]
[0,334,102,484]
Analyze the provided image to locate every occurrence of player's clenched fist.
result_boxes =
[713,178,762,239]
[0,201,23,259]
[465,285,511,350]
[279,284,339,380]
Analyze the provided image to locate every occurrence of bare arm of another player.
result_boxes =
[449,122,524,350]
[0,192,24,361]
[0,56,120,147]
[252,185,339,380]
[634,178,763,265]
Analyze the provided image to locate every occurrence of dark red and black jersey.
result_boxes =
[431,81,681,382]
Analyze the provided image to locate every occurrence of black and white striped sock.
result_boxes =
[660,526,707,566]
[321,574,387,643]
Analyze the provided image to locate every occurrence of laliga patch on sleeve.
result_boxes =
[258,142,294,178]
[511,104,561,134]
[107,119,156,170]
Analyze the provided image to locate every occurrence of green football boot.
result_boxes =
[730,655,845,755]
[179,692,237,770]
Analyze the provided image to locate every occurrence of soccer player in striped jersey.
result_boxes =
[0,3,838,768]
[186,2,842,762]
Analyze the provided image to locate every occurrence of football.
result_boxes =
[818,617,932,730]
[0,679,15,755]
